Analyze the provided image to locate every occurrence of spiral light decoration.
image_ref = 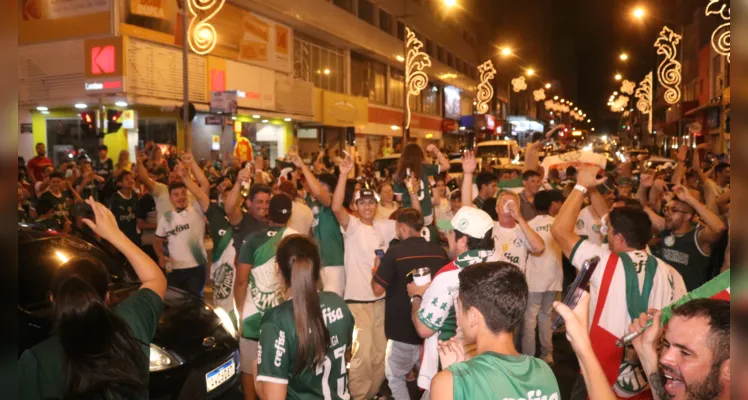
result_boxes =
[635,72,653,134]
[475,60,496,114]
[187,0,226,55]
[654,26,682,105]
[405,27,431,129]
[706,0,730,63]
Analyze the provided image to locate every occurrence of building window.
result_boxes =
[351,52,387,104]
[396,21,405,40]
[425,39,435,57]
[358,0,375,25]
[437,46,445,63]
[447,52,454,68]
[390,69,405,108]
[294,36,345,93]
[379,9,393,34]
[332,0,354,14]
[421,84,441,115]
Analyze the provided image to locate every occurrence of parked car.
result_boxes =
[18,224,241,399]
[475,140,519,168]
[372,154,400,180]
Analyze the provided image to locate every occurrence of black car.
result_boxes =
[18,224,242,399]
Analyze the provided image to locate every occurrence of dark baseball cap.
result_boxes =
[597,182,615,194]
[269,195,292,224]
[354,188,378,203]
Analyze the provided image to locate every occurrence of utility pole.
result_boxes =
[182,1,191,151]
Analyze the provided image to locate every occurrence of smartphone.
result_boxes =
[447,180,459,191]
[72,203,95,222]
[553,256,600,330]
[375,249,385,260]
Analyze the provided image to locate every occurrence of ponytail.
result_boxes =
[276,235,330,374]
[52,260,148,399]
[290,257,330,374]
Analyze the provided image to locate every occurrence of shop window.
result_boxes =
[351,52,386,104]
[137,119,178,146]
[333,0,355,14]
[379,10,393,34]
[358,0,376,25]
[45,118,101,165]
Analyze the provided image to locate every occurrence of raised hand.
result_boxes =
[438,337,466,369]
[576,166,606,190]
[237,167,252,183]
[627,309,662,358]
[80,197,124,242]
[640,173,655,188]
[672,184,691,202]
[289,153,304,168]
[462,150,477,175]
[339,155,354,175]
[676,146,688,163]
[553,291,592,353]
[426,144,439,156]
[180,152,195,165]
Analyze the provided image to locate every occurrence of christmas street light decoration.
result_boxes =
[610,95,630,113]
[533,88,546,102]
[511,76,527,92]
[475,60,496,114]
[404,27,431,129]
[706,0,730,63]
[620,80,636,95]
[188,0,226,55]
[635,72,653,134]
[654,26,683,105]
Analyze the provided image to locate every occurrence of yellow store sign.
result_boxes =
[316,90,368,127]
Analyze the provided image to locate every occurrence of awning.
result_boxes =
[684,102,721,117]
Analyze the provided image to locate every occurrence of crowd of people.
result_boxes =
[17,131,732,400]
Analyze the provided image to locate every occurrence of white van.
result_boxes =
[475,140,519,168]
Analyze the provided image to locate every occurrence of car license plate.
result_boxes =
[205,358,235,392]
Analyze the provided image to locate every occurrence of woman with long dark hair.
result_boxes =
[393,143,450,226]
[19,197,167,399]
[252,235,354,400]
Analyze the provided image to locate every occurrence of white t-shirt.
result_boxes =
[288,200,313,236]
[342,216,396,301]
[155,202,208,269]
[490,222,530,272]
[526,214,563,292]
[433,198,450,223]
[575,205,603,245]
[152,182,197,221]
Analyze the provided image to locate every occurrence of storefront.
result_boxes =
[300,89,368,160]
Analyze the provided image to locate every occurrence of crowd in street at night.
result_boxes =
[17,128,732,400]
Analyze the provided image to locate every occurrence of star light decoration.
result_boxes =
[620,80,636,95]
[404,27,432,129]
[511,76,527,92]
[533,88,546,102]
[654,26,682,105]
[475,60,496,114]
[188,0,226,55]
[543,100,574,115]
[706,0,730,63]
[635,72,653,134]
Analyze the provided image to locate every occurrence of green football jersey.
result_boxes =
[306,195,344,267]
[108,191,140,245]
[393,163,439,217]
[257,292,354,400]
[448,352,560,400]
[205,202,233,260]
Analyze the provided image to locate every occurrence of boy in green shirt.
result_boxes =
[430,262,560,400]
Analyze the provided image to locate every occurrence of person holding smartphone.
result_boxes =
[392,143,450,226]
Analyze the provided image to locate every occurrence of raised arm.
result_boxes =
[671,146,688,185]
[552,167,605,257]
[82,197,166,299]
[406,176,421,212]
[135,151,156,192]
[461,151,477,208]
[507,200,544,254]
[178,163,210,212]
[180,153,210,195]
[331,155,353,229]
[692,144,709,184]
[673,185,726,244]
[588,188,610,221]
[291,153,331,207]
[426,144,450,173]
[225,168,251,225]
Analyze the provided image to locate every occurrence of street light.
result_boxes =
[442,0,457,7]
[620,52,629,61]
[615,73,623,81]
[545,83,551,89]
[633,7,646,19]
[500,47,513,57]
[526,68,535,76]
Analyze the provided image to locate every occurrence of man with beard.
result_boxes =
[628,299,730,400]
[27,142,53,188]
[642,184,726,291]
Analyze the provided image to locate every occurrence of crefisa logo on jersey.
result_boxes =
[323,306,344,325]
[502,389,559,400]
[274,331,286,367]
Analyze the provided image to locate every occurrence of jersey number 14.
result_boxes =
[315,345,350,400]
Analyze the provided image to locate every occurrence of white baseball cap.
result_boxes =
[437,206,494,239]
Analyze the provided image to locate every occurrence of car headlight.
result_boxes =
[213,306,239,339]
[149,344,183,372]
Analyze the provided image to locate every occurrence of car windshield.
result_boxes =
[476,145,510,159]
[19,230,136,310]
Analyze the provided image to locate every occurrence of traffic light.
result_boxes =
[79,111,96,135]
[106,109,124,133]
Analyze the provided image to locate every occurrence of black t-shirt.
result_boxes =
[109,191,141,245]
[93,158,114,182]
[38,190,73,222]
[231,212,268,253]
[373,237,449,344]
